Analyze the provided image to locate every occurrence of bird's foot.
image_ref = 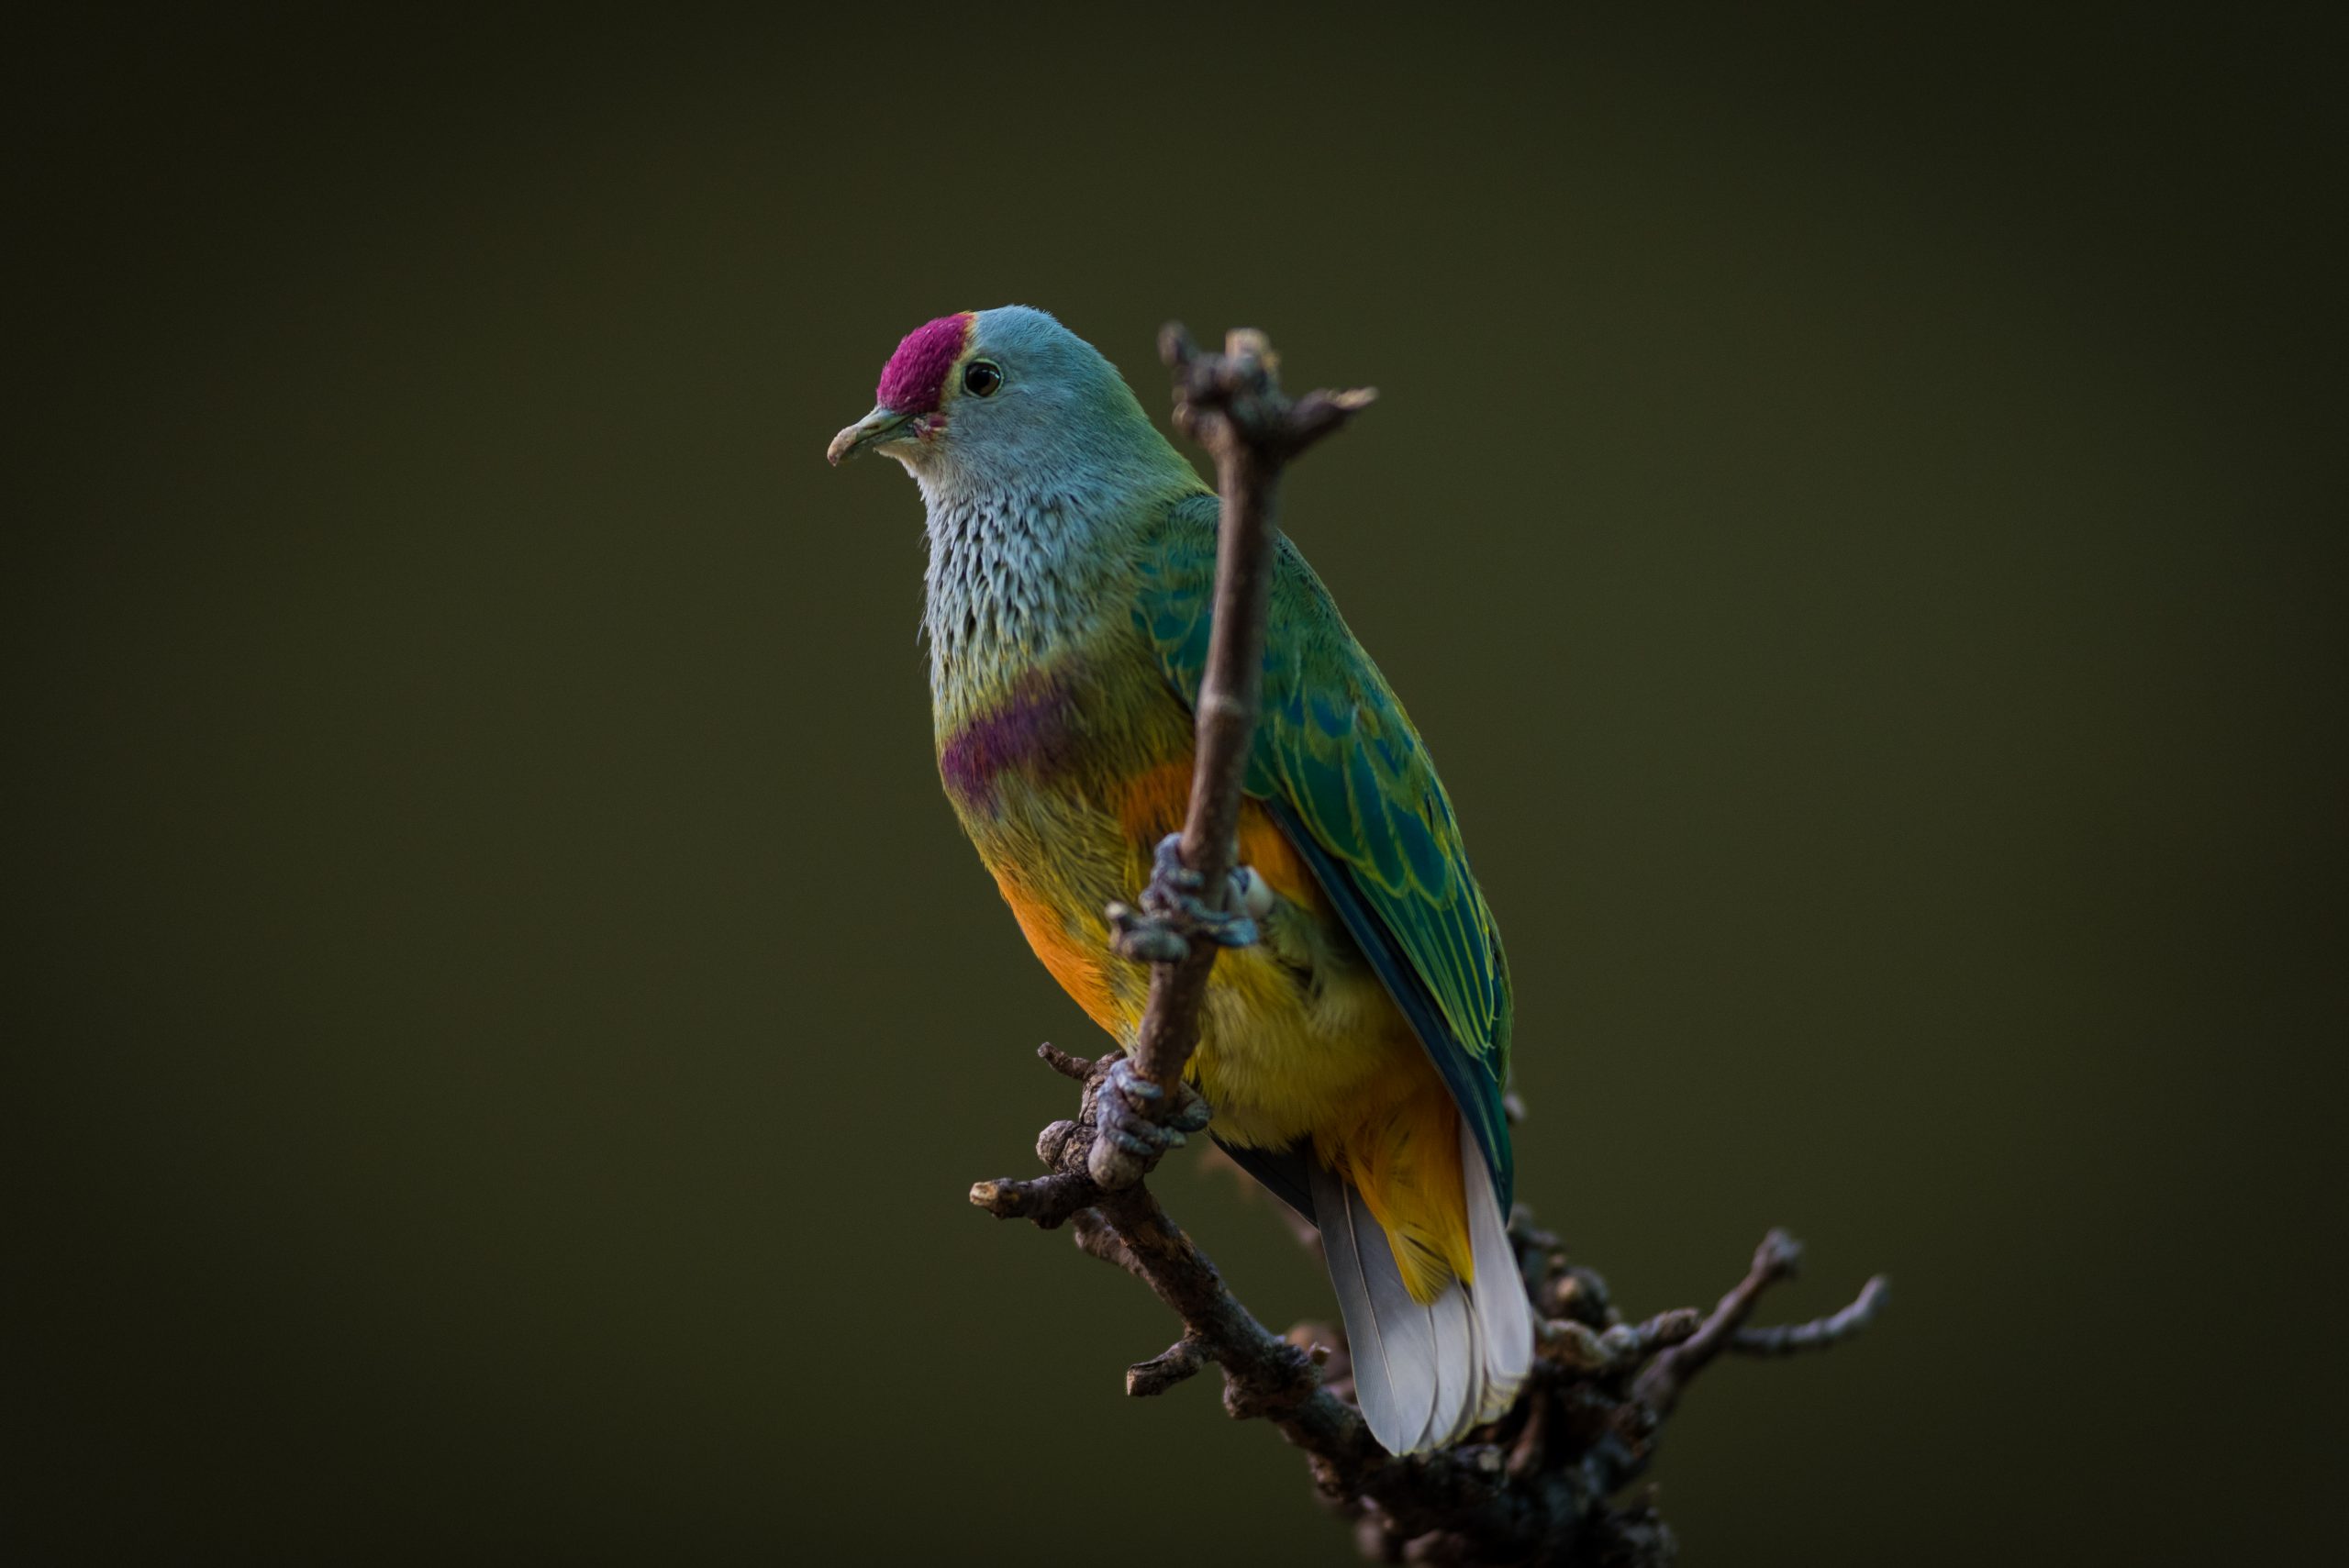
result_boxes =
[1108,833,1269,962]
[1087,1054,1212,1185]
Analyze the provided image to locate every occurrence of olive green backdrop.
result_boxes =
[6,6,2341,1564]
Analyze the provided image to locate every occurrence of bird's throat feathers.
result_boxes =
[922,484,1097,713]
[919,473,1193,726]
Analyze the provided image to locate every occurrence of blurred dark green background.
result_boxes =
[6,6,2341,1563]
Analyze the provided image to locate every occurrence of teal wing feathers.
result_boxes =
[1134,495,1516,1204]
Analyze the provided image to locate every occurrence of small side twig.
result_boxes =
[1733,1275,1892,1357]
[1067,1207,1149,1283]
[1542,1307,1705,1376]
[1035,1040,1095,1083]
[967,1173,1093,1229]
[1128,1335,1213,1397]
[1630,1228,1804,1417]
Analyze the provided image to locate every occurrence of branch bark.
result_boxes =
[967,323,1888,1564]
[1087,327,1374,1190]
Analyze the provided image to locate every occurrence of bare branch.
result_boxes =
[967,1173,1093,1229]
[1733,1275,1893,1358]
[1630,1229,1804,1417]
[1066,1207,1148,1284]
[1084,325,1371,1192]
[1543,1307,1705,1375]
[1036,1040,1096,1082]
[1128,1335,1213,1397]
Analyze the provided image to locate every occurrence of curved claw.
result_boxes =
[1121,833,1261,952]
[1093,1056,1212,1174]
[1163,1082,1212,1134]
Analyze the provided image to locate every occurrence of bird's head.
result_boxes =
[828,306,1186,499]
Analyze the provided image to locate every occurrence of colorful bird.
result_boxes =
[829,306,1534,1454]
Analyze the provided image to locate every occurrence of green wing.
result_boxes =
[1134,496,1516,1202]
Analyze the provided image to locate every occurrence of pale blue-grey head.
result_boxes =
[828,306,1195,506]
[830,306,1205,709]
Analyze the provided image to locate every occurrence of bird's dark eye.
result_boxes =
[962,360,1003,397]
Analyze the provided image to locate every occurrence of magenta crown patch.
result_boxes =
[876,312,974,415]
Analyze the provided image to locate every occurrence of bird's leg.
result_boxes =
[1093,1053,1213,1165]
[1108,832,1268,962]
[1094,834,1266,1179]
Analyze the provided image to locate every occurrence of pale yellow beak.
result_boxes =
[826,405,915,465]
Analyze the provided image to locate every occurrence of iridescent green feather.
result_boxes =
[1133,495,1516,1200]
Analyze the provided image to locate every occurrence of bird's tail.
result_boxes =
[1309,1117,1536,1455]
